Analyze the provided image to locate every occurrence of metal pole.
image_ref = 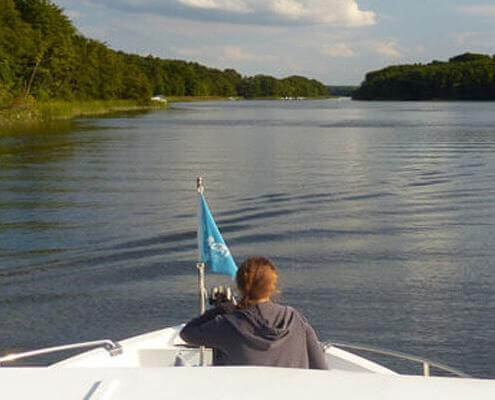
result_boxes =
[423,362,430,377]
[197,262,206,315]
[196,176,206,316]
[0,340,122,365]
[196,177,207,366]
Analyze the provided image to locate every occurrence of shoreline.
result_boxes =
[0,95,338,133]
[0,97,237,132]
[0,98,168,133]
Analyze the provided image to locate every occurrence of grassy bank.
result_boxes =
[39,99,167,120]
[0,96,41,129]
[0,98,167,131]
[0,96,230,133]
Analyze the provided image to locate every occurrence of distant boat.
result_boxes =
[280,96,306,100]
[151,95,167,103]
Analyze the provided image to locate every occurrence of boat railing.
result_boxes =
[324,341,470,378]
[0,339,122,366]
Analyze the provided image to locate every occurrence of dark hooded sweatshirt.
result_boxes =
[180,301,328,369]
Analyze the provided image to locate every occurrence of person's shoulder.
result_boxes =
[264,301,295,314]
[271,303,306,321]
[281,304,311,325]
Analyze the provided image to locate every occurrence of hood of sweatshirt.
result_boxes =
[223,302,297,351]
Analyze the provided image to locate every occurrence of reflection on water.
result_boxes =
[1,121,78,163]
[0,101,494,376]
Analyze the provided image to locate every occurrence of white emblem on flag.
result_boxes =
[207,236,231,257]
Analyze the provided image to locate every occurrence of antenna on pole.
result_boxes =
[197,176,204,194]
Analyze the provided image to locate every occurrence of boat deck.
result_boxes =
[1,325,494,399]
[2,367,495,399]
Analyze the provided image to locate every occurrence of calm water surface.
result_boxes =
[1,100,494,376]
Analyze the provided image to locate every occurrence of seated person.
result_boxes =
[180,256,328,369]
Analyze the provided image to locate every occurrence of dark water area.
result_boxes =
[1,100,494,377]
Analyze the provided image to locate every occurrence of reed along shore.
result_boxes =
[0,98,167,132]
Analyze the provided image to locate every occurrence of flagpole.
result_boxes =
[196,176,207,316]
[196,177,207,366]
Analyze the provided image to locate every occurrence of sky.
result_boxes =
[54,0,495,85]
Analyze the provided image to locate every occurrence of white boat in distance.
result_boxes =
[1,324,494,399]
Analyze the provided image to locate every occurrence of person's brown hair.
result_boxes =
[236,257,278,308]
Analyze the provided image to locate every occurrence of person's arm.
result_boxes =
[305,324,329,370]
[180,303,236,348]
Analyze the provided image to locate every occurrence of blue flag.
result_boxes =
[198,193,238,279]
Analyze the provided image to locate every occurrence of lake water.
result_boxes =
[1,100,494,377]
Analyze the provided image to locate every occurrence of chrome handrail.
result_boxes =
[0,339,122,366]
[324,341,470,378]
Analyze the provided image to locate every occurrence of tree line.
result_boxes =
[327,86,357,97]
[0,0,329,108]
[353,53,495,101]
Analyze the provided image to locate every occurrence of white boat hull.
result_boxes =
[2,366,495,399]
[1,325,494,399]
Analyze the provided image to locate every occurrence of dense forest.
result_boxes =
[353,53,495,100]
[0,0,329,109]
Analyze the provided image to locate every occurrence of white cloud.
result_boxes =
[415,45,426,54]
[172,45,274,64]
[322,43,355,58]
[453,32,477,46]
[266,0,377,26]
[64,10,84,19]
[450,31,495,52]
[269,0,307,19]
[374,40,402,59]
[178,0,251,13]
[86,0,376,27]
[313,0,375,26]
[173,47,205,58]
[458,5,495,17]
[259,0,377,26]
[221,46,275,62]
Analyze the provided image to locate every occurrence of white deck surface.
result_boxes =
[53,325,397,374]
[2,325,494,399]
[1,367,495,400]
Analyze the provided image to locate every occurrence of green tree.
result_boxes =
[1,0,330,105]
[14,0,76,98]
[354,53,495,100]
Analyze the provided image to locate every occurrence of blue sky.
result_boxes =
[56,0,495,84]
